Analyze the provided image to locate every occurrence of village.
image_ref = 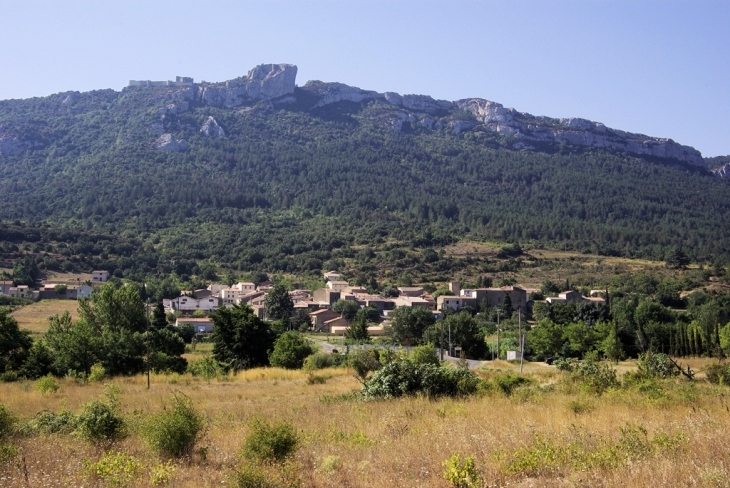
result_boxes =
[0,268,606,339]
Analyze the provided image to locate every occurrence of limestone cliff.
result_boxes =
[200,64,297,108]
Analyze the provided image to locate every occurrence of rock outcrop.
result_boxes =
[712,163,730,179]
[154,133,188,152]
[455,98,705,166]
[201,64,297,108]
[304,81,381,108]
[200,116,225,138]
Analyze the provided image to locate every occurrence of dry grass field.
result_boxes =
[2,360,730,488]
[9,299,79,336]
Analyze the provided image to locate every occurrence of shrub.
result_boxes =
[409,344,440,366]
[562,357,619,395]
[88,363,107,382]
[82,450,141,487]
[242,418,299,464]
[142,392,205,458]
[76,399,127,446]
[302,352,333,371]
[149,460,177,486]
[268,332,313,369]
[704,362,730,385]
[27,408,78,435]
[637,352,679,379]
[492,374,533,396]
[442,453,482,488]
[233,461,300,488]
[348,349,382,382]
[187,355,225,382]
[35,373,60,394]
[361,360,483,399]
[0,403,16,440]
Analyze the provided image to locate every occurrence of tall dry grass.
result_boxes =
[1,363,729,487]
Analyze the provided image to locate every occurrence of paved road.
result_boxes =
[308,339,487,369]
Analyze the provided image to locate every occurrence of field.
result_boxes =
[1,358,729,487]
[9,299,79,336]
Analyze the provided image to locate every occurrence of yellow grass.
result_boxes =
[10,299,79,335]
[1,363,730,487]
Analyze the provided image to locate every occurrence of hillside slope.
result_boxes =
[1,64,729,280]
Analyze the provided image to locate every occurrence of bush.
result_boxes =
[637,352,679,379]
[349,349,382,382]
[27,408,78,435]
[442,453,482,488]
[76,397,127,446]
[268,332,313,370]
[35,373,60,394]
[187,354,226,382]
[233,461,300,488]
[409,344,440,366]
[88,363,107,382]
[362,360,483,399]
[302,352,334,371]
[142,392,205,458]
[704,363,730,385]
[0,403,16,440]
[82,450,141,487]
[561,357,619,395]
[492,374,533,396]
[242,418,299,464]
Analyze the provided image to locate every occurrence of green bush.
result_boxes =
[409,344,440,366]
[27,408,78,435]
[302,352,334,371]
[0,403,16,440]
[348,349,382,382]
[268,332,313,370]
[242,418,299,464]
[442,453,482,488]
[76,399,127,446]
[491,374,533,396]
[82,450,141,487]
[637,352,679,379]
[361,360,483,399]
[233,461,300,488]
[88,363,107,382]
[142,392,205,458]
[35,373,60,394]
[561,357,619,395]
[704,362,730,385]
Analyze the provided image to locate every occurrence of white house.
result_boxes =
[76,285,93,300]
[165,296,220,312]
[175,317,214,333]
[323,271,342,282]
[234,282,256,292]
[327,281,349,292]
[92,270,109,283]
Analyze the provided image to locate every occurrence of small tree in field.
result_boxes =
[269,332,313,369]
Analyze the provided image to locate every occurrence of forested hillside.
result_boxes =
[2,76,730,281]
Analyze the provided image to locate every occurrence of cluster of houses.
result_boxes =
[166,270,604,335]
[0,270,109,301]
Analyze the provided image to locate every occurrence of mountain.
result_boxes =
[1,63,730,283]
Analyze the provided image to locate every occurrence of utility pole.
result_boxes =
[146,304,151,390]
[496,308,501,361]
[448,321,452,358]
[519,310,525,373]
[440,318,444,360]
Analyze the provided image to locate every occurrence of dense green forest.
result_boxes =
[2,83,730,281]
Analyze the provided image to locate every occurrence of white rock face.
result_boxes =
[61,95,75,106]
[201,64,297,107]
[455,98,705,166]
[451,120,476,134]
[159,102,189,115]
[712,163,730,179]
[386,93,454,113]
[200,116,226,138]
[154,133,188,152]
[305,81,381,107]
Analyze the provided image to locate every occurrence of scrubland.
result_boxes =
[1,358,729,488]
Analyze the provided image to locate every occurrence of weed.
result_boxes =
[566,399,595,415]
[316,455,342,475]
[442,453,482,488]
[306,373,331,385]
[142,392,205,458]
[233,461,301,488]
[82,450,141,487]
[149,459,177,485]
[242,418,299,464]
[492,374,532,396]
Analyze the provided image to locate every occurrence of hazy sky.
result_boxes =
[2,0,728,156]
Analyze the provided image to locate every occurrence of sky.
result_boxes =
[2,0,728,157]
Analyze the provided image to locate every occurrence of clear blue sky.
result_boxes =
[2,0,728,156]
